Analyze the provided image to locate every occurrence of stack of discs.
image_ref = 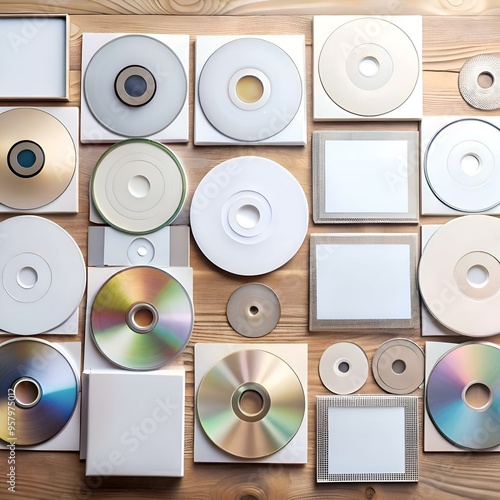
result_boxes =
[372,339,424,394]
[319,342,368,394]
[196,349,305,458]
[0,338,78,445]
[90,266,193,370]
[419,215,500,336]
[91,139,187,234]
[0,108,76,210]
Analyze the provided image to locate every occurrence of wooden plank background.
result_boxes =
[1,8,500,500]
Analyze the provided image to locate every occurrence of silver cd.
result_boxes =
[84,34,187,137]
[226,283,281,338]
[198,38,302,142]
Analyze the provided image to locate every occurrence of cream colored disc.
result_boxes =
[319,342,368,394]
[0,108,76,209]
[91,139,186,234]
[226,283,281,338]
[0,216,85,335]
[318,18,419,116]
[372,339,424,394]
[419,215,500,337]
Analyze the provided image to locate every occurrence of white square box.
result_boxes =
[81,33,189,143]
[310,233,420,331]
[194,343,308,464]
[194,35,306,145]
[0,15,69,100]
[312,130,419,223]
[0,106,78,214]
[421,116,500,216]
[85,370,185,476]
[313,16,422,121]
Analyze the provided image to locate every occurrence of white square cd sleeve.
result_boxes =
[310,233,420,330]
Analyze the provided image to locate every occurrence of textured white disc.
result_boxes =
[91,140,186,234]
[318,18,419,116]
[0,216,85,335]
[319,342,369,394]
[198,38,302,142]
[424,119,500,212]
[190,156,308,276]
[84,34,187,137]
[419,215,500,337]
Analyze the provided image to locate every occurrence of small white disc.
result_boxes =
[91,139,186,234]
[424,119,500,212]
[84,34,187,137]
[198,38,302,142]
[0,216,85,335]
[319,342,369,394]
[190,156,308,276]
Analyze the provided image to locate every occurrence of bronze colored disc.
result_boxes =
[0,108,76,209]
[197,349,305,458]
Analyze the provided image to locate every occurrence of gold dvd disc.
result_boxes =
[372,339,424,395]
[197,349,305,458]
[0,108,76,210]
[226,283,281,338]
[419,215,500,337]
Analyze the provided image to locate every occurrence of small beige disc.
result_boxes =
[226,283,280,338]
[319,342,368,394]
[372,339,424,394]
[419,215,500,337]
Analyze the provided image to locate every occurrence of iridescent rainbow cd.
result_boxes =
[0,338,78,446]
[426,342,500,450]
[197,349,305,458]
[91,266,193,370]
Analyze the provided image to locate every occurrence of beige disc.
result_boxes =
[318,17,419,116]
[319,342,368,394]
[372,339,424,394]
[419,215,500,337]
[0,108,76,209]
[226,283,280,338]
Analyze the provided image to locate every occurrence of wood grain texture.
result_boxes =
[1,12,500,500]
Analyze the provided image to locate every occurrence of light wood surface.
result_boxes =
[1,11,500,500]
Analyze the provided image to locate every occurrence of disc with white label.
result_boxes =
[190,156,308,276]
[91,139,186,234]
[198,38,302,142]
[0,216,85,335]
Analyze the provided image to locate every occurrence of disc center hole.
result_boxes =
[17,149,36,169]
[392,359,406,374]
[124,74,147,98]
[338,361,350,373]
[464,382,492,410]
[134,307,154,329]
[460,154,480,176]
[359,56,379,77]
[467,264,489,288]
[236,204,260,229]
[236,75,264,103]
[128,175,151,198]
[12,377,41,408]
[249,305,259,316]
[478,71,494,89]
[127,303,159,334]
[239,389,264,417]
[17,266,38,289]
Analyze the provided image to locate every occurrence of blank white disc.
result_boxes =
[318,18,419,116]
[84,34,187,137]
[190,156,308,276]
[425,119,500,212]
[0,216,85,335]
[198,38,302,142]
[91,139,186,234]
